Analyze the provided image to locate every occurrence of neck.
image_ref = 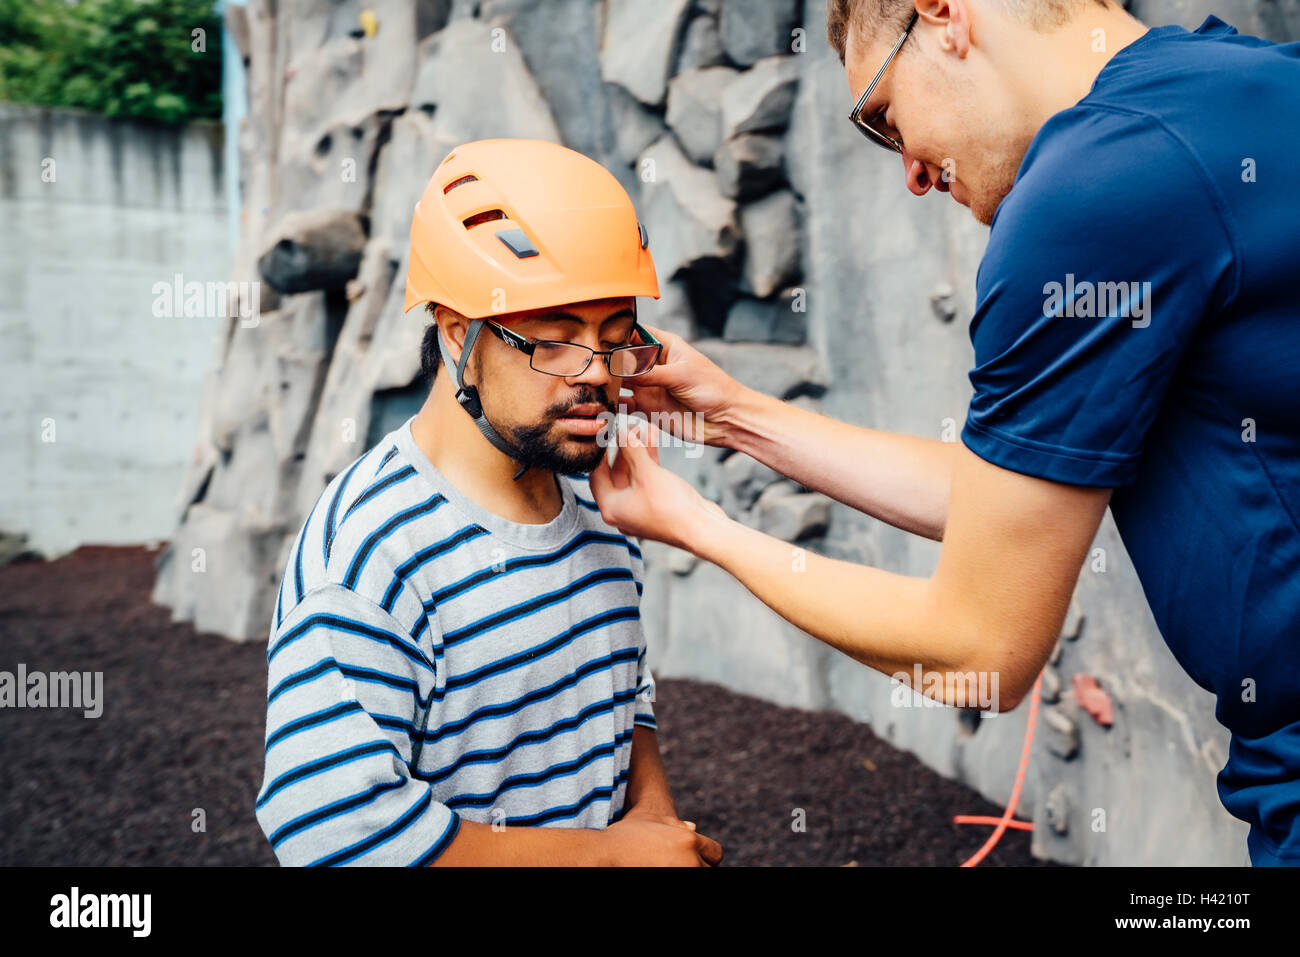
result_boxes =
[1011,4,1149,131]
[410,373,563,524]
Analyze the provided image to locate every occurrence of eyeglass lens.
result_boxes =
[531,342,660,377]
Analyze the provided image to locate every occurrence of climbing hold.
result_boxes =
[1061,597,1085,641]
[1041,665,1061,704]
[1043,706,1079,760]
[1044,782,1070,835]
[1072,673,1114,727]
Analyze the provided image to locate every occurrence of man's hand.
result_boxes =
[602,809,724,866]
[622,324,744,447]
[626,323,957,540]
[589,417,725,553]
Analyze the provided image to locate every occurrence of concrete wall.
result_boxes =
[0,103,231,556]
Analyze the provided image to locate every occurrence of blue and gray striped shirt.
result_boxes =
[254,415,656,866]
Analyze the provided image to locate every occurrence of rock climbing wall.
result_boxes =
[155,0,1295,864]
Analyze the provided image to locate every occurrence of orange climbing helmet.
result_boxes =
[403,138,660,318]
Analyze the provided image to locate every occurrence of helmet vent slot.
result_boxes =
[443,174,478,193]
[462,209,507,229]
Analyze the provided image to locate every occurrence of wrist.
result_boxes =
[714,382,769,456]
[681,494,735,561]
[624,798,678,821]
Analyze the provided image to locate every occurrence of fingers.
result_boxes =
[639,418,663,465]
[610,433,633,489]
[638,323,679,356]
[588,452,606,487]
[696,833,724,866]
[620,424,656,475]
[587,448,612,497]
[628,326,686,385]
[641,322,671,345]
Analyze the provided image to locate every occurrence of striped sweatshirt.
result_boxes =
[253,415,656,866]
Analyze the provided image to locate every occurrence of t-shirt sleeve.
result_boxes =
[961,105,1237,487]
[254,582,460,866]
[626,535,657,730]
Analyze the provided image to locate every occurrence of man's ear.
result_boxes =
[434,305,468,369]
[917,0,973,58]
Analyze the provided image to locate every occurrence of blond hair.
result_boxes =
[826,0,1113,64]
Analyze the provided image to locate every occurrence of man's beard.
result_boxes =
[495,389,616,477]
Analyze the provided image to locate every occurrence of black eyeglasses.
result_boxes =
[481,312,663,378]
[848,10,918,153]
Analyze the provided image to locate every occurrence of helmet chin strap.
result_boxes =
[438,319,531,481]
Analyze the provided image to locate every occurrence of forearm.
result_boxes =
[683,507,1002,707]
[432,817,610,866]
[431,728,677,865]
[719,384,957,541]
[622,725,677,819]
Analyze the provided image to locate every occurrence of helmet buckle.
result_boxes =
[455,385,482,418]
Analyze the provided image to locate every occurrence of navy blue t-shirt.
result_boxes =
[961,16,1300,865]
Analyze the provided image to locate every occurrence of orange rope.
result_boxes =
[956,671,1043,866]
[953,816,1034,831]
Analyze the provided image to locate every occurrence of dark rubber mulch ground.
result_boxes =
[0,546,1056,867]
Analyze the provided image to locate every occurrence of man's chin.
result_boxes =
[500,412,609,473]
[539,433,607,476]
[954,184,995,227]
[556,446,606,476]
[957,178,1016,227]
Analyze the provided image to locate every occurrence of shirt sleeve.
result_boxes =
[254,582,461,866]
[960,105,1238,487]
[627,535,657,729]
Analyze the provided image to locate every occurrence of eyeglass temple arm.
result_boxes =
[483,319,536,356]
[633,320,660,346]
[852,9,919,118]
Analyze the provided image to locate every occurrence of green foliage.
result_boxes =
[0,0,223,124]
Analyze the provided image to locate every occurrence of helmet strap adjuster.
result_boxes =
[455,384,482,419]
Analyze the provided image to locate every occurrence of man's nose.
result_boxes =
[901,147,932,197]
[567,351,615,392]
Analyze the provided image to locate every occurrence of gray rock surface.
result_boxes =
[636,135,740,284]
[722,451,783,511]
[714,132,787,200]
[694,338,826,400]
[739,189,802,297]
[411,18,561,149]
[257,209,368,294]
[666,66,740,165]
[720,54,802,138]
[600,0,694,107]
[676,9,729,72]
[722,291,807,345]
[607,82,668,167]
[719,0,803,67]
[756,485,831,541]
